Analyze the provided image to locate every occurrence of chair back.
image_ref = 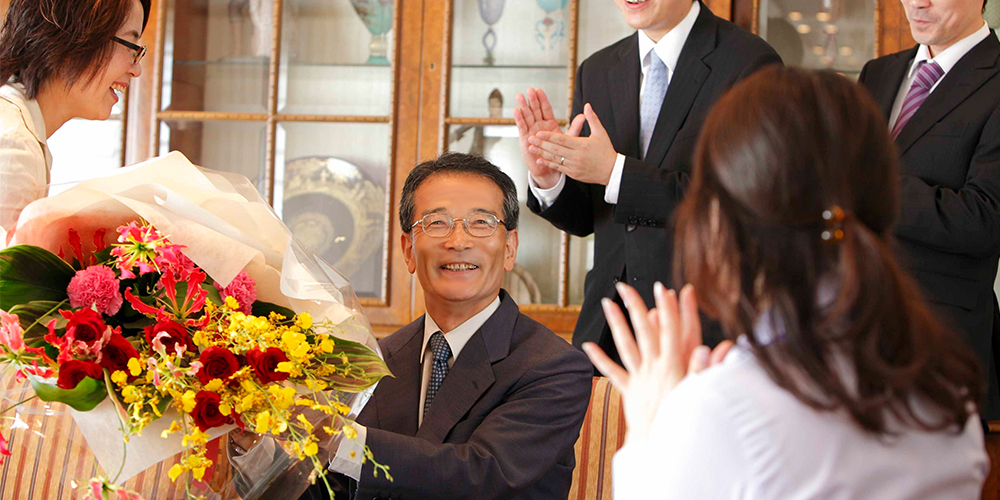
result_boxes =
[568,376,626,500]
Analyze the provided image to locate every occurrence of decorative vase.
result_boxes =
[350,0,394,65]
[535,0,567,50]
[478,0,505,66]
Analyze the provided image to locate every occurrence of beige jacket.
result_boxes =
[0,83,52,240]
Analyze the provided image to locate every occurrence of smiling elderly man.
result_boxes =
[302,152,593,500]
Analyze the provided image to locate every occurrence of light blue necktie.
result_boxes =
[423,331,451,418]
[640,50,668,159]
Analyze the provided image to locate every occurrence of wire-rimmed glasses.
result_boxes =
[409,212,508,238]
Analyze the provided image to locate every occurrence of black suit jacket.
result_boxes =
[527,2,781,352]
[858,32,1000,418]
[305,290,593,500]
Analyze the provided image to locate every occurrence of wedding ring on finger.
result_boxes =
[559,156,566,166]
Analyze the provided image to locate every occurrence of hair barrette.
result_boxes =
[821,205,846,243]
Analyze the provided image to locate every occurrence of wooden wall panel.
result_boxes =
[878,0,917,56]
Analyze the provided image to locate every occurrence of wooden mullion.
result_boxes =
[274,114,391,123]
[445,117,567,126]
[264,0,285,206]
[558,0,582,309]
[150,0,168,157]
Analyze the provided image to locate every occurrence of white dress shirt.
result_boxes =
[613,344,988,499]
[331,296,502,480]
[0,82,52,241]
[529,0,700,209]
[887,21,990,130]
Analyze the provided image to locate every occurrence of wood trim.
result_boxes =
[157,111,270,121]
[877,0,916,56]
[149,0,168,157]
[705,0,733,20]
[362,0,424,327]
[264,0,285,206]
[274,114,391,123]
[445,117,567,126]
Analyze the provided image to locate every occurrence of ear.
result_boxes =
[503,229,519,272]
[402,231,416,274]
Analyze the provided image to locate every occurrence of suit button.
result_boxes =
[638,217,647,225]
[628,216,637,224]
[613,275,621,283]
[626,223,637,232]
[648,220,657,227]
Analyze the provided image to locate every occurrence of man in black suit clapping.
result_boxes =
[515,0,781,366]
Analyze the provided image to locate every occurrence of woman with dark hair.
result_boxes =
[584,66,988,498]
[0,0,151,236]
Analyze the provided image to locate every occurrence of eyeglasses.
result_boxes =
[111,36,146,65]
[409,212,508,238]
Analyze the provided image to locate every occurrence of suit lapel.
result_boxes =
[414,292,518,444]
[896,34,1000,156]
[371,321,424,437]
[873,49,914,119]
[608,34,641,158]
[643,3,714,168]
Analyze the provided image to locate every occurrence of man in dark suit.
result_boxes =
[302,153,593,499]
[858,0,1000,418]
[514,0,781,364]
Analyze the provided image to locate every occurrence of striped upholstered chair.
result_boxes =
[568,377,626,500]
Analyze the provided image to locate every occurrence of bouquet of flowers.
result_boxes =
[0,152,391,499]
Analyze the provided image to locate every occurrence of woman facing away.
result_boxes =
[0,0,150,239]
[584,66,988,499]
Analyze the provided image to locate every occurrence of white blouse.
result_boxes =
[0,83,52,240]
[613,347,988,499]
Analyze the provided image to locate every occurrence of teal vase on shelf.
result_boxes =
[350,0,393,65]
[536,0,567,50]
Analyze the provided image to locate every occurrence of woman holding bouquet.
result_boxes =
[585,67,989,498]
[0,0,150,238]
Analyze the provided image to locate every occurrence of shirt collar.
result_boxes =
[637,1,700,78]
[0,81,48,146]
[421,296,502,362]
[908,21,990,79]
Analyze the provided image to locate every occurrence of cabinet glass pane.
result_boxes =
[987,0,999,29]
[160,0,275,113]
[448,125,560,304]
[450,0,571,119]
[568,234,593,305]
[274,122,390,298]
[158,120,267,195]
[578,0,634,61]
[48,118,123,195]
[278,0,394,116]
[758,0,874,76]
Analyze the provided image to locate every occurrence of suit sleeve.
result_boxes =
[352,349,593,500]
[895,103,1000,257]
[527,62,597,237]
[613,50,783,225]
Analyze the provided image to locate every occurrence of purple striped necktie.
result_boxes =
[891,60,945,139]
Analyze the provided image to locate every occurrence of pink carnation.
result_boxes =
[67,266,124,315]
[214,270,256,314]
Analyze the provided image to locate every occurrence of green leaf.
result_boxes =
[8,300,64,344]
[0,245,75,311]
[315,338,392,393]
[201,283,224,307]
[252,300,296,321]
[29,375,108,412]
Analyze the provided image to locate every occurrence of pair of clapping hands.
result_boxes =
[513,87,619,188]
[583,282,734,444]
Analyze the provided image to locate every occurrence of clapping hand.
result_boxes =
[514,87,585,189]
[529,103,618,186]
[583,282,733,444]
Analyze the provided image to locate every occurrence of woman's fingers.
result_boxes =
[601,297,642,373]
[710,340,734,366]
[687,345,711,374]
[616,283,659,359]
[678,284,703,358]
[582,342,629,390]
[653,282,680,362]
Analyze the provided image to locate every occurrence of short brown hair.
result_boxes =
[0,0,151,99]
[675,67,983,435]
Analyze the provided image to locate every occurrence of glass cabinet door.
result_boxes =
[152,0,413,328]
[441,0,632,331]
[756,0,875,77]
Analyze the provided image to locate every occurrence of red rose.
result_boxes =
[64,309,107,345]
[190,390,231,431]
[245,347,290,384]
[57,359,103,389]
[144,320,194,353]
[196,347,240,385]
[100,333,139,375]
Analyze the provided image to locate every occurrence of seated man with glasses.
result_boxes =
[301,152,593,500]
